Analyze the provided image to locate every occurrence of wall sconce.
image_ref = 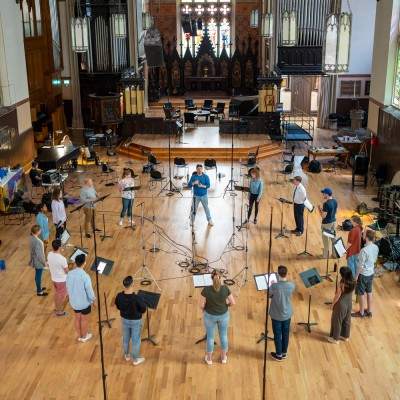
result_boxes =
[142,12,153,30]
[250,9,259,28]
[261,13,273,37]
[282,10,297,46]
[71,0,89,53]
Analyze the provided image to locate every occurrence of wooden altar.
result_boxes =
[186,76,227,92]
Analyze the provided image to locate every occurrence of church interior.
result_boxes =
[0,0,400,399]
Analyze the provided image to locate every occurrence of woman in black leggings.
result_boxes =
[244,168,263,224]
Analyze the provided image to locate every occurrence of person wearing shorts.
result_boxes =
[48,239,69,317]
[66,254,96,342]
[352,230,379,318]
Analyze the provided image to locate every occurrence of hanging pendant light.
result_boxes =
[250,9,259,28]
[261,13,273,37]
[282,10,297,46]
[142,12,152,31]
[112,0,126,38]
[71,0,89,53]
[323,12,352,74]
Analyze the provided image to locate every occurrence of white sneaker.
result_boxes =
[204,355,212,365]
[221,356,227,364]
[80,332,93,343]
[124,354,131,362]
[133,357,145,366]
[208,220,214,226]
[128,219,135,225]
[43,266,49,270]
[118,220,123,226]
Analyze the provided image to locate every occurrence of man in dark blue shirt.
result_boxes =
[317,187,338,258]
[188,164,213,226]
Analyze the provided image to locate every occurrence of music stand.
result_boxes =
[70,247,89,262]
[123,185,141,231]
[69,201,89,249]
[275,197,292,239]
[90,256,116,328]
[297,268,322,333]
[94,194,112,241]
[137,290,161,346]
[234,185,250,231]
[254,272,278,343]
[124,138,133,165]
[321,228,336,282]
[298,200,314,257]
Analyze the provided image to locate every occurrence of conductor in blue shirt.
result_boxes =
[188,164,213,226]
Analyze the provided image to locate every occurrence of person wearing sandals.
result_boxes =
[118,168,135,226]
[328,267,355,344]
[115,276,147,365]
[243,167,263,225]
[48,239,69,317]
[29,225,48,296]
[199,270,235,365]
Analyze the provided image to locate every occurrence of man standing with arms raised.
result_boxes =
[188,164,213,226]
[317,188,338,259]
[66,254,96,342]
[80,178,102,238]
[269,265,295,362]
[291,176,307,237]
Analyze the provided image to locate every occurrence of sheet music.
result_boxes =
[254,273,278,291]
[70,248,88,262]
[322,227,336,238]
[193,274,213,287]
[304,198,314,213]
[60,229,70,245]
[97,261,107,274]
[333,237,347,258]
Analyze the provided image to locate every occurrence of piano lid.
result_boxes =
[35,145,81,171]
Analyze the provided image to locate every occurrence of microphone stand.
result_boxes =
[223,129,236,197]
[160,124,181,196]
[145,185,160,254]
[298,209,313,256]
[132,202,161,291]
[69,201,89,250]
[124,138,133,165]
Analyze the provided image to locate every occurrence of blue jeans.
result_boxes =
[35,268,43,293]
[120,198,133,218]
[194,195,212,221]
[203,311,230,353]
[121,317,142,358]
[347,254,358,278]
[271,318,291,356]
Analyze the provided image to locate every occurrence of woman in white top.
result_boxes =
[51,188,67,239]
[61,135,73,146]
[118,168,135,226]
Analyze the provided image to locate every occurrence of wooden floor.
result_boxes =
[1,125,400,400]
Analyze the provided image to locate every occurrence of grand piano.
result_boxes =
[35,145,81,171]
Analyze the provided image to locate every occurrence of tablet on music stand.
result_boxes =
[299,268,323,288]
[90,256,114,276]
[322,227,336,239]
[137,290,161,310]
[253,272,278,291]
[60,229,70,245]
[123,186,141,191]
[333,237,347,258]
[193,274,213,288]
[70,247,89,262]
[234,185,250,193]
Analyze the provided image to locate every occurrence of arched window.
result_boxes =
[180,1,231,57]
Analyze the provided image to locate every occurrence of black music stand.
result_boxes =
[275,197,292,239]
[137,290,161,346]
[123,185,141,231]
[297,268,322,333]
[320,228,336,282]
[254,273,278,343]
[298,201,314,257]
[234,185,250,231]
[69,201,90,249]
[90,256,116,328]
[95,194,112,241]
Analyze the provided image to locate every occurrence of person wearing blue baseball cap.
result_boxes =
[317,188,338,259]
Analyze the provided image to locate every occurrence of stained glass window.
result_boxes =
[180,1,231,57]
[393,45,400,108]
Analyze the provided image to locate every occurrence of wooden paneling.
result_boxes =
[0,108,35,168]
[372,107,400,181]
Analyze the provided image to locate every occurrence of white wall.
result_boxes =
[0,5,29,106]
[347,0,376,74]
